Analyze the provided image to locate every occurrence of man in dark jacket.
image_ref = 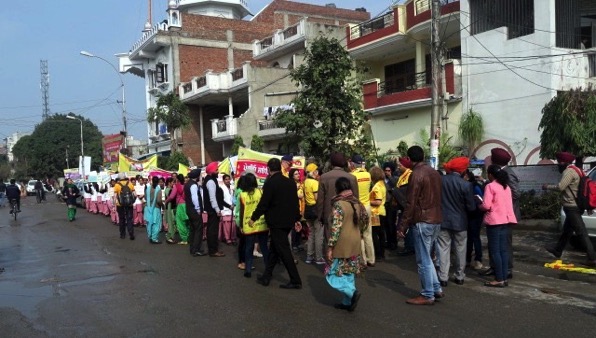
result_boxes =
[203,162,228,257]
[383,162,398,250]
[437,157,476,287]
[251,158,302,289]
[398,146,443,305]
[185,169,205,256]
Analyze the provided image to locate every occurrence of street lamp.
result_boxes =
[80,50,127,149]
[67,116,84,179]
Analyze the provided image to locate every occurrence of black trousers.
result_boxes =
[555,206,596,261]
[383,206,397,248]
[372,219,387,259]
[263,227,301,285]
[237,231,246,264]
[117,206,134,237]
[206,212,220,254]
[188,213,204,254]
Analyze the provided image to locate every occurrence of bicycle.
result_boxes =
[9,199,18,220]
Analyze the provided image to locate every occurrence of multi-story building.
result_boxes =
[460,0,596,165]
[119,0,369,165]
[347,0,463,156]
[4,132,31,162]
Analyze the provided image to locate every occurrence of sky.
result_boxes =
[0,0,394,142]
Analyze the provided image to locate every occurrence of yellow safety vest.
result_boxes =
[241,189,268,235]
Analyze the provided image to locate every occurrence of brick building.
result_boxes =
[119,0,369,166]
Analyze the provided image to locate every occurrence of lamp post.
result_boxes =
[80,50,127,149]
[67,116,84,179]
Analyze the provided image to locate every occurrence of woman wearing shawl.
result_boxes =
[63,178,80,222]
[144,176,163,244]
[165,174,190,245]
[326,177,369,312]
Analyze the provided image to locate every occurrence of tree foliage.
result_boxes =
[275,35,375,160]
[458,108,484,155]
[157,151,189,171]
[250,135,264,152]
[539,86,596,161]
[11,114,103,179]
[230,136,245,156]
[147,91,191,152]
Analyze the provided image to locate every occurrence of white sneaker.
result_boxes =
[472,261,483,270]
[253,251,263,258]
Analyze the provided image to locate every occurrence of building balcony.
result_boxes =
[347,8,405,53]
[179,63,250,103]
[363,62,456,113]
[257,119,286,140]
[253,19,307,60]
[406,0,460,33]
[211,116,238,142]
[129,22,170,59]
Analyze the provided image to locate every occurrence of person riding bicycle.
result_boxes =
[34,179,45,201]
[6,179,21,213]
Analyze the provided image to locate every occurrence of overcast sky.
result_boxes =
[0,0,394,142]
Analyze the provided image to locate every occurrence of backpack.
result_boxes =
[568,166,596,211]
[118,182,135,207]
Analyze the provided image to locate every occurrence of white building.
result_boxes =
[460,0,596,165]
[5,132,31,162]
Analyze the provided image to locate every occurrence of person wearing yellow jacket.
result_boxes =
[239,173,270,278]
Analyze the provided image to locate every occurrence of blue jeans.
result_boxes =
[244,232,270,273]
[486,224,510,282]
[412,222,442,299]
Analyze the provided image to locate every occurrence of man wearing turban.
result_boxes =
[437,157,476,286]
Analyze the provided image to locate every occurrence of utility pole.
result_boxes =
[429,0,443,169]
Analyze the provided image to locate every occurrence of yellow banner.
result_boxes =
[118,153,158,173]
[236,147,304,185]
[178,163,189,176]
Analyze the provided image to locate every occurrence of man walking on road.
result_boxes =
[114,173,136,240]
[543,152,596,267]
[251,158,303,289]
[203,162,226,257]
[398,146,443,305]
[185,169,205,256]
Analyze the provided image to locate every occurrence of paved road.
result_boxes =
[1,196,595,337]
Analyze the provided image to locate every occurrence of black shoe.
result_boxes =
[507,272,513,279]
[348,290,361,312]
[545,246,562,259]
[256,276,270,287]
[130,235,135,241]
[150,240,162,244]
[453,278,464,285]
[479,268,494,276]
[440,280,448,287]
[120,234,125,239]
[334,303,350,310]
[192,251,206,257]
[279,282,302,290]
[244,272,251,278]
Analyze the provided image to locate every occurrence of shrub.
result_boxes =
[519,190,561,221]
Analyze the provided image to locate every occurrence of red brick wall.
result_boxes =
[252,0,370,25]
[179,45,228,82]
[181,106,226,166]
[182,13,273,43]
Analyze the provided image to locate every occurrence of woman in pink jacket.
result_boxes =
[478,164,517,287]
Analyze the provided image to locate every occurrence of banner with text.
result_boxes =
[236,147,304,185]
[118,153,158,173]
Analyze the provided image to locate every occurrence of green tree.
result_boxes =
[11,114,103,179]
[157,151,189,171]
[539,86,596,165]
[458,108,484,155]
[250,135,264,152]
[147,91,191,153]
[230,136,245,156]
[397,141,409,157]
[275,35,375,160]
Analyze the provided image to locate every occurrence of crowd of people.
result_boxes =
[46,145,595,310]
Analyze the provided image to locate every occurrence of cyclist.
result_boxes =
[0,178,6,207]
[34,179,45,201]
[5,179,21,213]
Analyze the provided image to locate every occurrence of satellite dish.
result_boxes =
[313,120,323,128]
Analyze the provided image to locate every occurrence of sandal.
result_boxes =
[237,263,246,270]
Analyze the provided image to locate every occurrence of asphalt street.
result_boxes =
[1,195,595,337]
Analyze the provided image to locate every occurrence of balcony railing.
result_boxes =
[183,82,192,94]
[379,72,429,95]
[253,19,306,58]
[589,54,596,78]
[195,76,206,89]
[211,117,238,141]
[258,120,280,131]
[130,22,168,54]
[350,11,395,40]
[231,67,244,81]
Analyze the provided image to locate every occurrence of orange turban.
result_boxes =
[444,157,469,174]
